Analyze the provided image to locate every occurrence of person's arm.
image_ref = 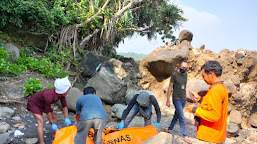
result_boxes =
[194,89,224,122]
[151,96,161,123]
[166,81,173,107]
[75,100,82,122]
[76,113,80,123]
[46,112,55,124]
[62,107,68,118]
[121,95,137,120]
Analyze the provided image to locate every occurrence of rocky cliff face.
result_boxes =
[139,30,257,126]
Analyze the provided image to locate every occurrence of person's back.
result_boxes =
[76,94,107,121]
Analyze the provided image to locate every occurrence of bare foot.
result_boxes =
[183,137,192,144]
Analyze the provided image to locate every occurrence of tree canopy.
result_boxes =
[0,0,186,56]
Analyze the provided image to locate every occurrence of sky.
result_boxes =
[117,0,257,55]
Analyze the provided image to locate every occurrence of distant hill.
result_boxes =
[117,52,147,61]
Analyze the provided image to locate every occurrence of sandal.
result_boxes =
[183,137,192,144]
[162,128,173,134]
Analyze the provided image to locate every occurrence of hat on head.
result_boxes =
[54,77,71,94]
[136,91,150,105]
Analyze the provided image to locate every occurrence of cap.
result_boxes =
[54,77,71,94]
[136,91,150,105]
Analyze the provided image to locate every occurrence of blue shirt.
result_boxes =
[76,94,108,121]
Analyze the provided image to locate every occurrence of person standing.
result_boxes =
[118,90,161,129]
[74,87,107,144]
[187,60,228,144]
[165,60,191,143]
[27,77,72,144]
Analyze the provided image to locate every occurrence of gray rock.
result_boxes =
[235,51,245,66]
[232,92,243,102]
[111,104,127,119]
[25,138,38,144]
[0,107,14,119]
[227,123,239,137]
[12,116,21,121]
[229,110,242,125]
[128,116,144,128]
[8,86,25,99]
[66,87,83,111]
[179,30,193,42]
[231,75,240,86]
[0,132,11,144]
[0,124,10,133]
[125,90,137,105]
[142,132,173,144]
[4,44,20,62]
[86,67,127,104]
[249,113,257,127]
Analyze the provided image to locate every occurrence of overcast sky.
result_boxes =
[117,0,257,54]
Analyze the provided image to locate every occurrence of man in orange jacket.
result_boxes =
[187,60,228,144]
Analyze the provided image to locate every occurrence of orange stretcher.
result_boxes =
[53,125,158,144]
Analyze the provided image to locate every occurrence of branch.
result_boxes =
[117,24,153,32]
[0,99,26,104]
[106,0,142,38]
[79,29,100,48]
[76,0,110,28]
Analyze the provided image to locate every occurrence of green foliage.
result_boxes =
[0,47,27,76]
[46,84,55,89]
[24,78,44,96]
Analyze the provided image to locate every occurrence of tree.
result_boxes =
[0,0,186,56]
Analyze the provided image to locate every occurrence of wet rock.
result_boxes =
[0,107,14,119]
[8,86,25,99]
[227,123,239,137]
[179,30,193,42]
[86,67,127,104]
[142,132,173,144]
[66,87,83,111]
[0,123,10,133]
[25,138,38,144]
[12,116,21,121]
[229,110,242,125]
[0,132,11,144]
[111,104,127,119]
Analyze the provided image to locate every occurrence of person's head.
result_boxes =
[54,77,71,96]
[201,60,223,85]
[136,91,150,107]
[179,59,188,73]
[83,87,96,95]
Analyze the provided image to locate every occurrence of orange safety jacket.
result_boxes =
[194,82,228,143]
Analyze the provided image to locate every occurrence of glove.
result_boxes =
[51,124,58,132]
[153,123,159,128]
[74,122,78,127]
[65,118,71,126]
[118,122,124,129]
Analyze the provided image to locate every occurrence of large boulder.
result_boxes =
[179,30,193,42]
[125,90,137,105]
[80,52,111,78]
[140,43,190,82]
[85,67,127,104]
[142,132,173,144]
[186,80,235,99]
[0,123,10,134]
[66,87,83,111]
[111,104,127,119]
[0,107,14,119]
[8,86,25,99]
[4,44,20,62]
